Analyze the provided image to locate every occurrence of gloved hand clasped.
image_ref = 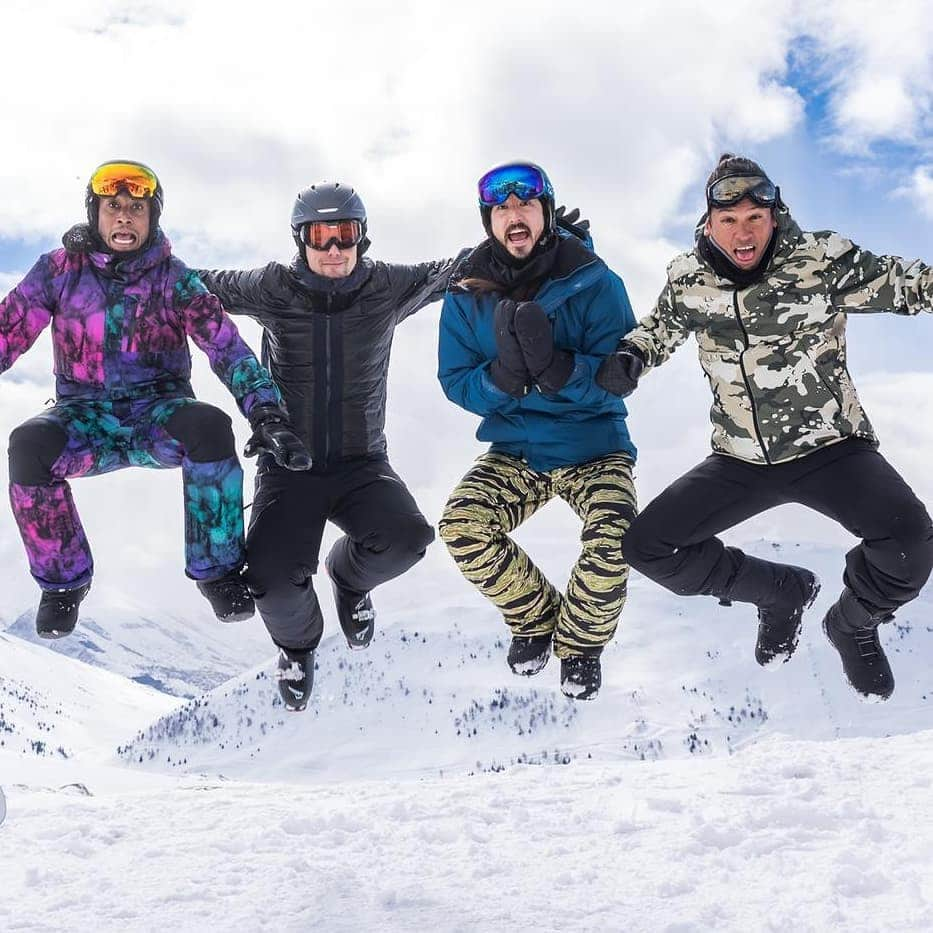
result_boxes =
[489,298,531,398]
[512,301,575,394]
[244,405,313,471]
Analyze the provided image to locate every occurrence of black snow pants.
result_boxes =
[245,456,435,651]
[623,438,933,617]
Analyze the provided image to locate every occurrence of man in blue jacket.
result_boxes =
[438,161,638,700]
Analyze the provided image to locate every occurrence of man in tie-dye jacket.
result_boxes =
[0,160,310,638]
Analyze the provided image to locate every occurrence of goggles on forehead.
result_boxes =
[303,219,363,251]
[707,174,777,209]
[89,161,160,199]
[478,163,551,207]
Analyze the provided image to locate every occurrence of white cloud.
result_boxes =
[798,0,933,152]
[903,165,933,219]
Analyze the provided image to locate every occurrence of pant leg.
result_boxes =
[153,399,245,580]
[623,453,785,598]
[6,402,126,589]
[438,451,558,636]
[552,454,637,659]
[788,441,933,614]
[243,467,328,652]
[325,458,435,595]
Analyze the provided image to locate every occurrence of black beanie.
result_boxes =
[706,153,771,193]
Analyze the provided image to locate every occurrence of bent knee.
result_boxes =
[165,402,235,462]
[8,418,68,485]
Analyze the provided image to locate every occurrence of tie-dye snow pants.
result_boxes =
[7,397,245,590]
[439,451,637,659]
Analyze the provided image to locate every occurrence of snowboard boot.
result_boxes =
[275,648,314,712]
[35,582,91,639]
[196,570,255,623]
[719,553,820,667]
[507,633,552,676]
[755,566,821,668]
[822,588,895,702]
[560,653,602,701]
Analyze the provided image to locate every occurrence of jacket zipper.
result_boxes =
[814,355,844,414]
[731,290,771,465]
[124,298,140,351]
[324,295,332,463]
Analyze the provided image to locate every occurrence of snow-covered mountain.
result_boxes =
[0,631,176,762]
[4,599,272,698]
[113,541,933,784]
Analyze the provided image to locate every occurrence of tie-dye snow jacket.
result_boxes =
[0,232,280,415]
[623,208,933,465]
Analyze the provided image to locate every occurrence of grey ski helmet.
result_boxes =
[291,182,369,255]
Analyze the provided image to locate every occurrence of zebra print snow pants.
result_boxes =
[439,451,637,659]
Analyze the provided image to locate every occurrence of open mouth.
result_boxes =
[506,224,532,248]
[733,244,757,265]
[111,231,138,247]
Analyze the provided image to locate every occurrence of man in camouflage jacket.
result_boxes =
[598,153,933,702]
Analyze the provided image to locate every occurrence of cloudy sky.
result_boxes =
[1,0,932,615]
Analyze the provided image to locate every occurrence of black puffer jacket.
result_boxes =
[198,255,461,465]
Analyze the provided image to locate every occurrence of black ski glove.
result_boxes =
[244,405,313,471]
[595,341,645,397]
[513,301,575,394]
[489,298,530,398]
[555,205,591,242]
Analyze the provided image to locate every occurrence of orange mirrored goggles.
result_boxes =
[89,161,160,199]
[303,219,363,251]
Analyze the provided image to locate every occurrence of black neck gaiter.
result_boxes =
[698,229,777,289]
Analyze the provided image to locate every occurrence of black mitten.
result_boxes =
[595,341,646,397]
[513,301,574,394]
[489,298,530,398]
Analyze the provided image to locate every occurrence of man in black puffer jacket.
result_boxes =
[198,183,465,711]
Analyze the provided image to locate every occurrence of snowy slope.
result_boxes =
[3,599,272,698]
[2,538,933,931]
[0,631,177,762]
[115,541,933,782]
[2,730,931,932]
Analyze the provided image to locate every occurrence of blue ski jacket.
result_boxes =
[438,236,637,472]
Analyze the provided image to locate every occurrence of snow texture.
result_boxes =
[1,541,932,931]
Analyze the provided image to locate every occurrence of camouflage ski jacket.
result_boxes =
[625,209,933,464]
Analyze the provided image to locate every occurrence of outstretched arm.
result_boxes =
[830,238,933,315]
[194,266,272,323]
[0,257,55,375]
[388,249,473,323]
[617,278,692,370]
[174,267,281,417]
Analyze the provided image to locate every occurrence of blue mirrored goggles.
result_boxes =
[707,174,777,209]
[478,163,553,207]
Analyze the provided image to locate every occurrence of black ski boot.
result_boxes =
[755,566,821,668]
[275,648,314,712]
[560,654,602,700]
[35,582,91,639]
[329,580,375,650]
[822,588,894,702]
[507,633,552,675]
[719,553,820,667]
[196,571,255,622]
